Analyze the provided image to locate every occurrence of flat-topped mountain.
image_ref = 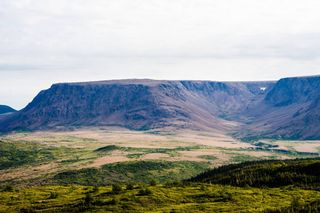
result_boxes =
[0,76,319,139]
[0,105,16,115]
[239,75,320,139]
[0,80,272,133]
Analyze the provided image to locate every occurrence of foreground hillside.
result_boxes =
[1,184,320,212]
[190,158,320,188]
[1,158,320,212]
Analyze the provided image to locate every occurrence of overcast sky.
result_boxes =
[1,0,320,109]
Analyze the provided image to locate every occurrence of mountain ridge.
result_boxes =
[0,76,319,139]
[239,75,320,139]
[0,105,16,115]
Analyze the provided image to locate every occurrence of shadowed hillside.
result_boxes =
[0,105,16,115]
[189,158,320,189]
[239,75,320,139]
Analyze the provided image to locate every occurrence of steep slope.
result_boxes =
[239,76,320,139]
[0,82,166,131]
[1,76,319,139]
[0,80,271,133]
[0,105,16,114]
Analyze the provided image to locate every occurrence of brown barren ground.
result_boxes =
[0,127,307,184]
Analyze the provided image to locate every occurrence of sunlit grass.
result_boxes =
[1,184,319,212]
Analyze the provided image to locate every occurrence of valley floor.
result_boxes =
[2,127,319,185]
[0,127,320,212]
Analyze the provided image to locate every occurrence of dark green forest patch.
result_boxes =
[189,158,320,189]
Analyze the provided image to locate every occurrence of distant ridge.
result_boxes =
[0,80,272,133]
[0,105,16,115]
[0,75,320,139]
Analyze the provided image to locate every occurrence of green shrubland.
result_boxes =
[1,183,320,212]
[53,160,210,185]
[1,158,320,212]
[0,139,56,169]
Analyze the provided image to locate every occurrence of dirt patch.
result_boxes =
[239,151,273,157]
[88,156,130,167]
[82,150,131,168]
[293,143,320,153]
[0,163,59,182]
[174,150,231,165]
[141,153,170,160]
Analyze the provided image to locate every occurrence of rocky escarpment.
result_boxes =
[1,76,320,140]
[0,80,272,133]
[240,76,320,139]
[0,82,167,131]
[265,76,320,107]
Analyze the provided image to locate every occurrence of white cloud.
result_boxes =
[0,0,320,108]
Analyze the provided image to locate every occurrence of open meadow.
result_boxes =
[1,128,320,212]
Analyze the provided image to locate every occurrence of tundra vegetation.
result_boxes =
[0,128,320,212]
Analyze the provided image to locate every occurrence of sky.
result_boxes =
[1,0,320,109]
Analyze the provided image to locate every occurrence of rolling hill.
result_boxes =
[189,158,320,188]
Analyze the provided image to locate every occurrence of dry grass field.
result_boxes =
[1,128,320,212]
[0,127,318,186]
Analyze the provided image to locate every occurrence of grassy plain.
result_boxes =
[1,127,318,186]
[1,127,320,212]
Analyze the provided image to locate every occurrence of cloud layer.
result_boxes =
[1,0,320,108]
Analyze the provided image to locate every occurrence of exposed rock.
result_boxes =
[0,80,271,133]
[239,76,320,139]
[1,76,319,140]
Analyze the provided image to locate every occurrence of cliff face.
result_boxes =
[0,83,168,131]
[0,80,271,133]
[265,76,320,107]
[1,76,319,140]
[240,76,320,139]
